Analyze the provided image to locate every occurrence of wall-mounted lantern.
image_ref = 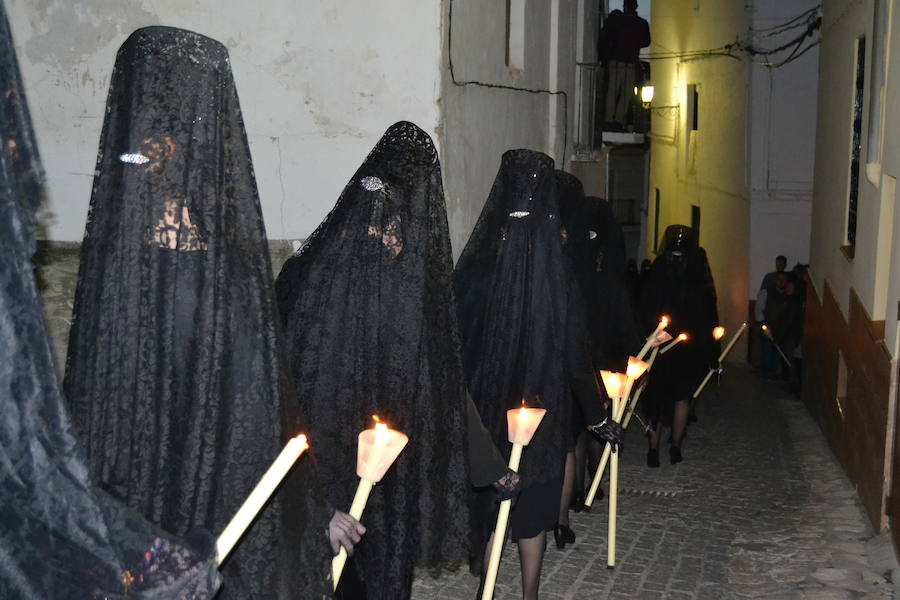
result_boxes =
[634,84,654,108]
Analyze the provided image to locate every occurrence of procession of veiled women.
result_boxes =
[2,11,734,600]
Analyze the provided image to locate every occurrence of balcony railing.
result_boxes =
[573,62,650,159]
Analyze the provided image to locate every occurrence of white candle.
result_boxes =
[719,323,747,363]
[482,406,546,600]
[333,418,408,589]
[692,323,749,399]
[659,332,688,355]
[607,396,620,569]
[216,434,308,565]
[585,371,628,507]
[637,316,670,359]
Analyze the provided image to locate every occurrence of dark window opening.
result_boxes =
[848,36,866,248]
[687,84,699,131]
[654,188,661,253]
[691,205,700,241]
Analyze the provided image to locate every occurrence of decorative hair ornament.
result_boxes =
[361,176,384,191]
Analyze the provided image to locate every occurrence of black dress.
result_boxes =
[62,27,332,599]
[455,151,604,544]
[275,122,471,600]
[638,225,719,427]
[0,12,219,599]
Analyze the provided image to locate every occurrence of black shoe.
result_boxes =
[647,448,660,468]
[670,445,683,464]
[570,490,585,512]
[554,524,576,549]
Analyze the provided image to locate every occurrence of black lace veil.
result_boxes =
[454,150,573,489]
[638,225,719,425]
[275,122,470,598]
[557,175,641,370]
[0,13,220,599]
[62,27,331,598]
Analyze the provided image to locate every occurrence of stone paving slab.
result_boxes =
[411,366,897,599]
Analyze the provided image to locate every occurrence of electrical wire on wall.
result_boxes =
[447,0,569,167]
[643,5,822,69]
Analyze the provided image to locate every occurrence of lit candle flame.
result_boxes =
[678,333,689,341]
[761,325,768,332]
[713,326,725,340]
[660,315,670,328]
[372,415,388,444]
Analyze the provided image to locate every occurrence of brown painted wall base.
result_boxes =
[803,279,893,531]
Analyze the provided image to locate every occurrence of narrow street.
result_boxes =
[412,366,898,599]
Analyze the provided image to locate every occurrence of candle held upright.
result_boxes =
[332,418,408,589]
[481,405,546,600]
[637,316,670,359]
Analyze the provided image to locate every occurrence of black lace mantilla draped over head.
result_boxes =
[454,149,573,489]
[638,224,720,425]
[557,176,642,371]
[0,11,220,599]
[275,121,470,599]
[62,26,332,599]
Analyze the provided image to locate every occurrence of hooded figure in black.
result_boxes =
[557,175,642,515]
[455,151,617,599]
[275,122,471,599]
[0,13,219,598]
[62,27,332,598]
[638,225,719,466]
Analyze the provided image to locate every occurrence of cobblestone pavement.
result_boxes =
[411,366,898,599]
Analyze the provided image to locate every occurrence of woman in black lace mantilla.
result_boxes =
[63,27,333,598]
[276,122,472,599]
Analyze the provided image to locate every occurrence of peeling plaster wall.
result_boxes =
[9,0,443,241]
[439,0,581,256]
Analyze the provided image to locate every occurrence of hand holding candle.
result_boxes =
[482,405,546,600]
[692,323,748,399]
[216,434,309,565]
[584,371,627,507]
[593,371,632,569]
[332,417,408,589]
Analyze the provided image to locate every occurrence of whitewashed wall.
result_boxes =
[813,0,900,354]
[648,0,751,356]
[439,0,582,256]
[810,0,885,321]
[9,0,442,242]
[748,0,818,291]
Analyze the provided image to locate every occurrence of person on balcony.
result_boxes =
[599,0,650,129]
